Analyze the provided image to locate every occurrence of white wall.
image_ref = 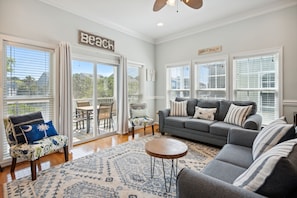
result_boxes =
[0,0,156,117]
[155,6,297,123]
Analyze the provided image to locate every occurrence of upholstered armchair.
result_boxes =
[4,111,68,180]
[129,103,154,138]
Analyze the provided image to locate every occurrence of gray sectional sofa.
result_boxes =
[177,127,297,198]
[158,98,262,146]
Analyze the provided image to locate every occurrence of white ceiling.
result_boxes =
[40,0,297,44]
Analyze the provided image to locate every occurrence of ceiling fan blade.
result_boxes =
[182,0,203,9]
[153,0,167,11]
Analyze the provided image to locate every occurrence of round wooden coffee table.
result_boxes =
[145,138,188,192]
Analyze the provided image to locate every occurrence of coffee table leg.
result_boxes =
[162,159,175,192]
[150,156,156,178]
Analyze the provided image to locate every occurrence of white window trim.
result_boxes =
[192,54,229,99]
[0,34,56,165]
[127,60,144,103]
[230,46,283,117]
[166,61,191,107]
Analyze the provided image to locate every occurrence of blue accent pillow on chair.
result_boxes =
[20,120,58,144]
[20,124,45,144]
[44,120,59,137]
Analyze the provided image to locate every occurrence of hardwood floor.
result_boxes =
[0,127,157,196]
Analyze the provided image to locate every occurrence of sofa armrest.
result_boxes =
[227,128,259,147]
[243,114,262,130]
[177,168,266,198]
[158,109,170,133]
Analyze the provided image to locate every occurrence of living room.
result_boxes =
[0,0,297,197]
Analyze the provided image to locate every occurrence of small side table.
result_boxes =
[145,138,188,192]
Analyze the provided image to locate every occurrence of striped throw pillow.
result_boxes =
[224,104,252,127]
[233,139,297,197]
[170,100,188,116]
[252,117,295,160]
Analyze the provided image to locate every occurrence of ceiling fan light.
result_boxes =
[166,0,176,6]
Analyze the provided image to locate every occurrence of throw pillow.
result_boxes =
[9,111,44,144]
[193,107,217,121]
[224,104,252,127]
[20,123,45,144]
[131,109,147,118]
[169,100,188,117]
[20,120,58,144]
[44,120,59,137]
[252,117,295,160]
[233,139,297,198]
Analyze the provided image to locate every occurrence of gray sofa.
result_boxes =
[158,98,262,146]
[177,127,297,198]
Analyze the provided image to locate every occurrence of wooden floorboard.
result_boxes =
[0,126,157,196]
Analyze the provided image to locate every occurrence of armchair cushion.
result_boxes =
[9,134,68,161]
[130,117,154,127]
[9,111,44,144]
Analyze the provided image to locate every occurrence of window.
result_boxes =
[2,41,54,160]
[194,59,227,100]
[233,51,280,124]
[167,64,190,105]
[127,62,143,104]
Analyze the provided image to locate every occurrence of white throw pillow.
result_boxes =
[193,107,217,121]
[252,117,294,160]
[224,104,252,127]
[169,100,188,116]
[131,109,147,118]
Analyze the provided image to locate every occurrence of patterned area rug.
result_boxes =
[3,135,220,198]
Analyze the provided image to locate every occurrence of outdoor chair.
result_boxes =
[129,103,154,138]
[98,102,114,129]
[75,101,91,129]
[4,111,68,180]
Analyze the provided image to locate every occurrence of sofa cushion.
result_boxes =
[185,119,216,132]
[252,117,295,160]
[170,100,188,116]
[210,121,241,137]
[233,138,297,198]
[224,104,252,127]
[215,144,253,169]
[218,100,257,121]
[197,99,220,120]
[165,116,191,128]
[202,159,247,184]
[193,107,217,121]
[175,97,198,116]
[9,111,45,144]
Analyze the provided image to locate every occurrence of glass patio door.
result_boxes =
[72,60,118,144]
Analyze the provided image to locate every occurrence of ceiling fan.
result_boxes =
[153,0,203,12]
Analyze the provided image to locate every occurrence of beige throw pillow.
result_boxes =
[193,107,217,121]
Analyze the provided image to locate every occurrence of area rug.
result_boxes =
[3,135,220,198]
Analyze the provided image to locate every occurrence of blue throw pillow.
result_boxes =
[20,120,58,144]
[20,124,45,144]
[44,120,59,137]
